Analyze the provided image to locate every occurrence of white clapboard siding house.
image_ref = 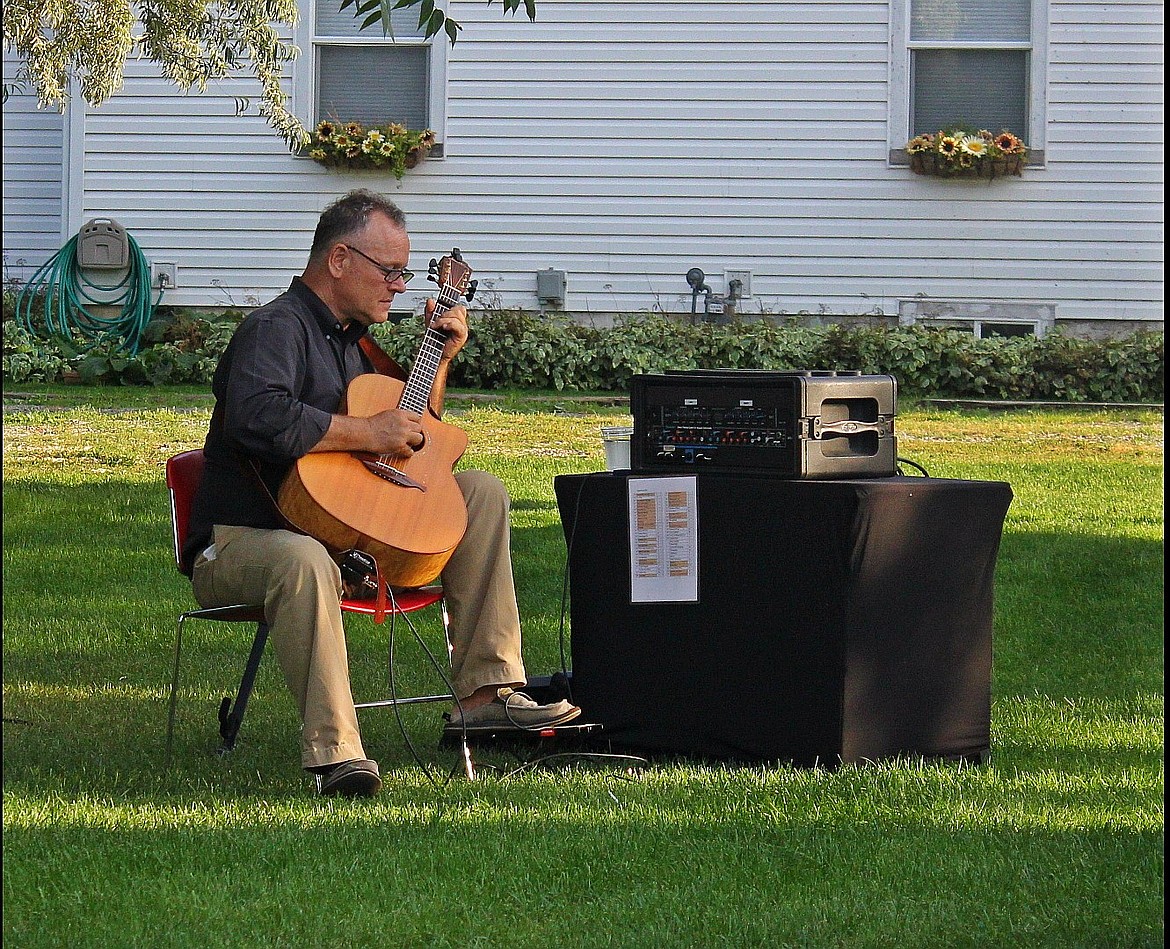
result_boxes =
[2,1,1163,338]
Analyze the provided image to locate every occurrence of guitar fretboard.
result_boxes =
[398,282,462,415]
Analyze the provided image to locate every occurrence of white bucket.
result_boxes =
[601,426,633,471]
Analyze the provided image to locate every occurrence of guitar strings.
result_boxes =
[375,284,459,466]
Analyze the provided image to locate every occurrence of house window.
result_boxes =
[898,300,1054,337]
[305,3,446,146]
[889,0,1046,163]
[976,321,1038,338]
[925,319,1042,338]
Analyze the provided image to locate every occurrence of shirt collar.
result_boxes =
[288,277,368,345]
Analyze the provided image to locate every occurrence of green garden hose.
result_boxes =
[17,231,160,355]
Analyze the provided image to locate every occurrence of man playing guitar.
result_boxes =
[184,189,580,797]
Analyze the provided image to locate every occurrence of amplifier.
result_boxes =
[630,370,897,478]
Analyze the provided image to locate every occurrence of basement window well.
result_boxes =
[899,299,1053,338]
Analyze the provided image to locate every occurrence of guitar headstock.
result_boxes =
[428,248,477,301]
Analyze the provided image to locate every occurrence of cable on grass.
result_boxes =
[381,586,466,792]
[499,751,650,780]
[897,456,930,477]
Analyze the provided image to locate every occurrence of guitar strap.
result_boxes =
[358,333,408,381]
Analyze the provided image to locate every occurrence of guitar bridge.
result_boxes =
[359,456,427,491]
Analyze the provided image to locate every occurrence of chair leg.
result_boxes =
[440,600,475,781]
[352,596,478,779]
[218,622,269,754]
[165,613,189,760]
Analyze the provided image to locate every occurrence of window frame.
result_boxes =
[292,2,448,150]
[887,0,1047,167]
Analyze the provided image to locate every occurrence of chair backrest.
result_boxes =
[166,449,206,576]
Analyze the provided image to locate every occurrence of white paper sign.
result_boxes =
[627,476,699,603]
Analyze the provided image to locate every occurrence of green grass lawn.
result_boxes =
[2,391,1163,948]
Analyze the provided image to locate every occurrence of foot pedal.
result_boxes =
[440,721,603,747]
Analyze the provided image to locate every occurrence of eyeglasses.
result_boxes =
[343,244,414,285]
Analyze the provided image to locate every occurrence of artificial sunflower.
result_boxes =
[905,126,1028,179]
[993,131,1026,155]
[304,119,437,177]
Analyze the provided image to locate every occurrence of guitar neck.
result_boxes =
[398,283,461,415]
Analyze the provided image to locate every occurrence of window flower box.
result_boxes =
[906,128,1028,180]
[307,121,436,177]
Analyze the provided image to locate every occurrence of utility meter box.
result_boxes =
[78,219,130,270]
[536,268,566,306]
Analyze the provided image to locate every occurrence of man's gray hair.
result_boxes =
[310,189,407,260]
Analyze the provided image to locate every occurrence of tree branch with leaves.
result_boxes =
[344,0,536,43]
[3,0,537,148]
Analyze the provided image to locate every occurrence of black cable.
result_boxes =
[382,589,441,789]
[381,584,467,790]
[390,590,469,777]
[555,472,592,701]
[499,690,582,732]
[896,456,930,477]
[381,470,595,779]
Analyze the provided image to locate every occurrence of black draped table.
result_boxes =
[553,472,1013,766]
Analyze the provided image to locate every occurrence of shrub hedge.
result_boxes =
[395,311,1164,402]
[3,303,1164,403]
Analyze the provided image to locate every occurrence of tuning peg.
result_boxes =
[451,248,462,261]
[465,280,478,302]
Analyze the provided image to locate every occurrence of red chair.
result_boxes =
[164,449,459,763]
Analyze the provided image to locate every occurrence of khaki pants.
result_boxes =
[191,469,526,769]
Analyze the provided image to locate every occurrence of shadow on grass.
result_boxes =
[3,482,1163,803]
[992,531,1163,699]
[2,680,1163,804]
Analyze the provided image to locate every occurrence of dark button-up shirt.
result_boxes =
[183,278,373,572]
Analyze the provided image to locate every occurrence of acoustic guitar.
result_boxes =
[277,250,477,588]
